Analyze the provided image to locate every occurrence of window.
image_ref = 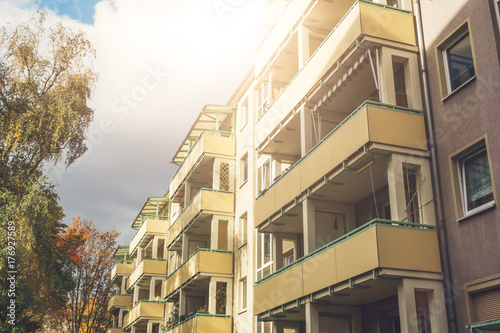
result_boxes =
[240,213,248,246]
[451,138,495,219]
[459,146,494,213]
[437,22,475,97]
[240,153,248,185]
[240,100,248,129]
[257,82,269,119]
[256,232,272,281]
[240,277,247,311]
[403,164,421,224]
[216,282,227,315]
[465,275,500,328]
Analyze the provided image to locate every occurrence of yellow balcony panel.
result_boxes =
[166,314,232,333]
[106,328,125,333]
[255,1,416,147]
[129,218,168,256]
[166,189,234,249]
[254,220,441,314]
[123,301,165,330]
[163,250,233,300]
[255,102,427,227]
[169,131,235,196]
[108,294,132,312]
[127,259,167,291]
[111,262,134,282]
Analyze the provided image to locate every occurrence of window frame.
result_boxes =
[436,20,477,100]
[240,153,248,186]
[449,137,496,221]
[240,277,248,312]
[240,213,248,247]
[240,99,248,130]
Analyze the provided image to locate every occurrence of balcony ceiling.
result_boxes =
[168,213,213,251]
[132,197,170,229]
[305,0,357,33]
[260,153,389,233]
[171,156,214,204]
[258,277,398,321]
[260,59,376,157]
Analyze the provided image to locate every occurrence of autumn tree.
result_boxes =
[0,11,98,331]
[62,218,119,333]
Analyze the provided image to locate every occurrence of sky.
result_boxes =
[0,0,269,244]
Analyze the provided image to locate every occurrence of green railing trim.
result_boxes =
[163,248,233,282]
[257,0,413,123]
[256,100,423,202]
[255,219,436,286]
[171,129,234,180]
[168,188,234,232]
[466,318,500,330]
[164,313,231,332]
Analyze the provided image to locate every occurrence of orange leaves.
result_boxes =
[54,216,88,267]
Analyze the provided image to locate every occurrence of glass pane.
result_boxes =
[464,149,493,210]
[447,32,475,91]
[264,234,271,264]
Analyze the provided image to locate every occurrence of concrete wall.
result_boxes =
[420,0,500,330]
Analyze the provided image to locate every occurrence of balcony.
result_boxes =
[163,249,233,301]
[165,313,232,333]
[110,261,134,282]
[106,328,125,333]
[254,219,442,314]
[129,217,168,256]
[108,294,132,312]
[169,130,235,197]
[254,102,427,227]
[166,189,234,250]
[255,0,416,143]
[123,301,165,330]
[126,258,167,291]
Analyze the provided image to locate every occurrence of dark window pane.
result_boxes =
[464,149,493,211]
[447,32,475,91]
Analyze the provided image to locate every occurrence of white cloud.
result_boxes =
[1,0,268,244]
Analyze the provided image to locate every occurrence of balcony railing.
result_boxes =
[162,249,233,301]
[126,258,167,291]
[107,294,132,312]
[253,219,441,314]
[164,313,231,333]
[129,217,168,256]
[110,261,134,282]
[123,300,165,330]
[166,189,234,249]
[255,0,416,143]
[254,101,426,226]
[169,129,235,197]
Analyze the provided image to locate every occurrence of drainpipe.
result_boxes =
[413,1,458,332]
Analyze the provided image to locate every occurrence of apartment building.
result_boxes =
[418,0,500,332]
[107,0,499,332]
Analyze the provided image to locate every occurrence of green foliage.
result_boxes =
[0,11,98,332]
[0,11,97,194]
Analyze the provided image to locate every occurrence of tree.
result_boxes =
[0,11,98,332]
[64,218,119,333]
[0,11,97,194]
